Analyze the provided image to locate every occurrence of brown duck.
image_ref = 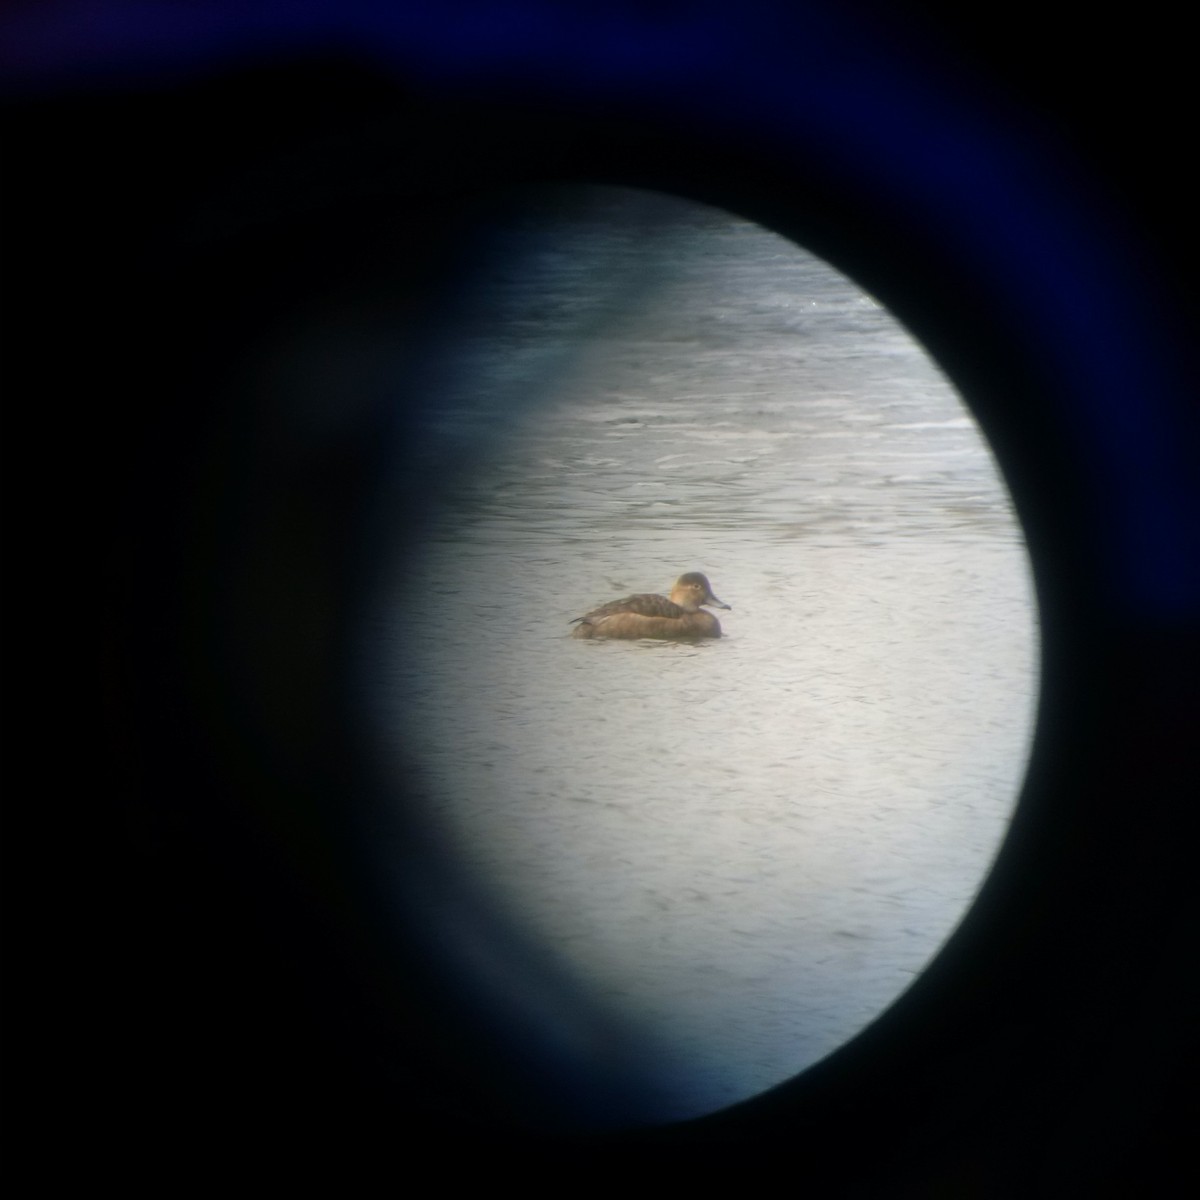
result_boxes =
[570,572,731,640]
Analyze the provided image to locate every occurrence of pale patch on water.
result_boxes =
[361,186,1038,1127]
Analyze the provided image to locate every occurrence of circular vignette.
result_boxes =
[9,3,1195,1190]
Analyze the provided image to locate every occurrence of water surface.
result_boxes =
[363,187,1038,1127]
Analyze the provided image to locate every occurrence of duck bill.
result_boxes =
[707,595,731,610]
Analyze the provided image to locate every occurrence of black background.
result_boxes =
[5,3,1197,1191]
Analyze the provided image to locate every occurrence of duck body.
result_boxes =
[570,572,730,640]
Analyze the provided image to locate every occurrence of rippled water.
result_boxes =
[362,187,1038,1127]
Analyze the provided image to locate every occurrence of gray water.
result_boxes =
[362,187,1038,1128]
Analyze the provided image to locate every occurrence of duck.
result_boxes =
[570,572,731,640]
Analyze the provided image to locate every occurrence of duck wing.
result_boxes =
[572,592,686,625]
